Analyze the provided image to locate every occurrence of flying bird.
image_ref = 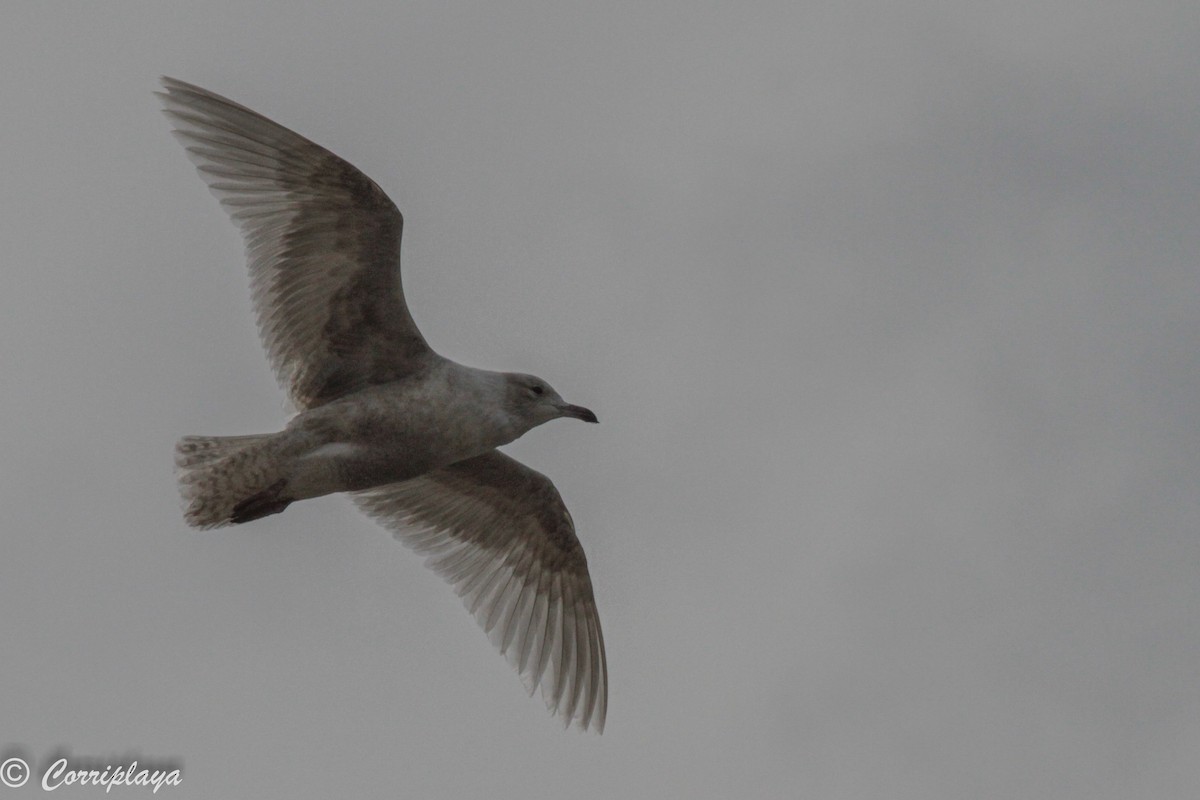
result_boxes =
[159,77,607,732]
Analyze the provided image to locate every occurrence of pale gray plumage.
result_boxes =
[355,451,606,732]
[160,77,607,732]
[159,76,430,409]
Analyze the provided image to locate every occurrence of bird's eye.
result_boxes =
[531,385,544,396]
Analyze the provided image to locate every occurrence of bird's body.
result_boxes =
[286,365,523,493]
[180,363,553,523]
[160,77,607,732]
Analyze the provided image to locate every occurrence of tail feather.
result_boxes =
[175,433,286,528]
[175,434,274,469]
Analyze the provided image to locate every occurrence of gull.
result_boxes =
[158,77,607,732]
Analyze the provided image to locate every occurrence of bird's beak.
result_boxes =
[561,403,599,423]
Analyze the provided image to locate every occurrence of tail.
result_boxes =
[175,434,292,527]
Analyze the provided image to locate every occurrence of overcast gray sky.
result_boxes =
[2,2,1199,798]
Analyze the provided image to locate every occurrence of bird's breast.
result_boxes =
[291,380,515,484]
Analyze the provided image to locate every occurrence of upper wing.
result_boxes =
[354,451,608,732]
[158,77,432,409]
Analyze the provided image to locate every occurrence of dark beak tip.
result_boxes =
[565,404,599,424]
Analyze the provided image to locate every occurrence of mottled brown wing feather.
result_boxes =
[353,450,608,732]
[158,77,432,409]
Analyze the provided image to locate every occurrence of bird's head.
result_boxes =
[503,372,598,432]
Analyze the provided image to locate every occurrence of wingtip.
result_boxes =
[155,76,189,107]
[157,76,211,102]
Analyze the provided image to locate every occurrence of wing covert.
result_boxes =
[158,77,432,408]
[354,450,608,732]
